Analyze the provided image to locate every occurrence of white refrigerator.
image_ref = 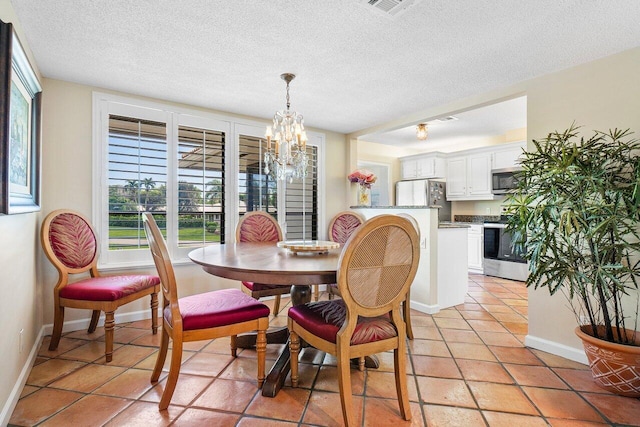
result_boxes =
[395,179,451,222]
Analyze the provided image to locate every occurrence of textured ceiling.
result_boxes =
[9,1,640,139]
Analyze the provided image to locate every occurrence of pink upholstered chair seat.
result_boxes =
[165,288,271,331]
[288,299,396,345]
[59,275,160,301]
[242,281,283,292]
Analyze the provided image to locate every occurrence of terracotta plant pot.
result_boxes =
[575,325,640,397]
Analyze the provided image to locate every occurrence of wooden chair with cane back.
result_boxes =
[236,211,290,315]
[41,209,160,363]
[326,211,365,300]
[143,213,270,410]
[288,214,420,426]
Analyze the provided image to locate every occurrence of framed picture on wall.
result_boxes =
[0,19,42,214]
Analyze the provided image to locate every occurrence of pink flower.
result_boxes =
[347,169,377,188]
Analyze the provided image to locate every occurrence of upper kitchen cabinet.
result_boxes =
[492,141,526,170]
[400,152,446,180]
[445,141,526,201]
[446,151,493,200]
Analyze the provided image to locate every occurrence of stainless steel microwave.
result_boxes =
[491,168,520,194]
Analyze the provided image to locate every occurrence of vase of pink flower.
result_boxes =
[348,169,377,206]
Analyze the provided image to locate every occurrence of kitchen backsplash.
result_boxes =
[454,214,501,223]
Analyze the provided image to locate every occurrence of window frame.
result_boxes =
[92,92,325,269]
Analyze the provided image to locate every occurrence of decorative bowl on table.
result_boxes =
[277,240,339,254]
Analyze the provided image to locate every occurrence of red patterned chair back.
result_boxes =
[42,210,98,274]
[236,211,283,243]
[328,211,364,244]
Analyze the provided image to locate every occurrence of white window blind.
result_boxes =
[177,126,226,247]
[108,115,167,250]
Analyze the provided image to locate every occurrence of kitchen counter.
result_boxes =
[454,214,500,223]
[438,222,469,229]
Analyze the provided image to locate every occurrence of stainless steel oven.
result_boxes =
[483,219,528,281]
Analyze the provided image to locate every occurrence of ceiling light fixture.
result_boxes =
[264,73,308,182]
[416,123,428,140]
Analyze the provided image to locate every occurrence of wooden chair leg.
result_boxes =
[403,292,414,340]
[150,293,159,334]
[49,305,65,351]
[88,310,100,333]
[159,338,183,410]
[313,284,319,301]
[337,347,355,427]
[289,330,300,387]
[256,329,267,388]
[104,311,116,363]
[273,295,281,316]
[151,327,170,382]
[394,343,411,421]
[358,357,365,372]
[230,335,237,357]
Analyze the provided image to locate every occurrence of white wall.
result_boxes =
[0,1,44,422]
[525,47,640,359]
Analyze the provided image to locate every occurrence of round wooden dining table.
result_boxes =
[188,241,342,397]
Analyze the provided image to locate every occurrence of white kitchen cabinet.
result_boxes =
[446,152,493,200]
[467,153,492,196]
[492,141,526,170]
[467,224,484,273]
[400,153,446,180]
[445,157,466,197]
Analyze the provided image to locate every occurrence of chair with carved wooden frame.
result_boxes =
[288,215,419,426]
[236,211,290,315]
[326,211,364,301]
[143,213,269,410]
[41,209,160,363]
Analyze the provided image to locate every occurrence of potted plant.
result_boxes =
[504,124,640,397]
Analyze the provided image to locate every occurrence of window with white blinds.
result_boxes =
[95,94,230,266]
[107,115,167,250]
[284,145,318,240]
[238,135,278,216]
[177,126,225,248]
[94,93,324,267]
[237,134,318,240]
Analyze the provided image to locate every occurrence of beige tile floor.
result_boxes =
[9,274,640,426]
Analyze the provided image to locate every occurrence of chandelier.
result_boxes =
[264,73,309,182]
[416,123,428,140]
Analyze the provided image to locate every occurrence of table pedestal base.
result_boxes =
[236,284,380,397]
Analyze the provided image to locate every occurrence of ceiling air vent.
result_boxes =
[360,0,420,17]
[435,116,458,122]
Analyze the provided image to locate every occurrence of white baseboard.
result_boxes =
[1,326,45,427]
[525,334,588,365]
[410,300,440,315]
